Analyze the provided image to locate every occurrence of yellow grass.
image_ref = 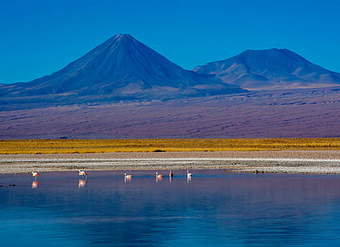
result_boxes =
[0,138,340,154]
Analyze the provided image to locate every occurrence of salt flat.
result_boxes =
[1,150,340,174]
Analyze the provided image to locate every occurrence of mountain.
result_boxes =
[194,48,340,89]
[0,34,244,104]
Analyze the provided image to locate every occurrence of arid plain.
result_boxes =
[1,87,339,139]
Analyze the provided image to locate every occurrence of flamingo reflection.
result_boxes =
[78,179,87,188]
[32,180,40,189]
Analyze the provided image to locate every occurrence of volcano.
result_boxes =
[0,34,244,103]
[194,48,340,89]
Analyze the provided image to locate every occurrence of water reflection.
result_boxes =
[78,179,87,188]
[31,180,40,189]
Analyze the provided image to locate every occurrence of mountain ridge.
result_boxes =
[194,48,340,89]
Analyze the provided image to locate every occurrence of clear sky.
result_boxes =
[1,0,340,84]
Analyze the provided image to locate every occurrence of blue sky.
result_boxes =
[1,0,340,84]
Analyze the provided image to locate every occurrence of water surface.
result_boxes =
[1,170,340,246]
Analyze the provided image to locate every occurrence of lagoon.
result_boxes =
[1,170,340,246]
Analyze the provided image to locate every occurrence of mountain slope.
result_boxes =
[194,48,340,89]
[0,34,244,102]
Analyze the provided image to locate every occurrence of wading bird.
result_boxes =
[31,171,40,180]
[155,172,163,182]
[186,170,192,183]
[168,170,174,182]
[78,170,88,177]
[187,170,192,178]
[124,173,132,183]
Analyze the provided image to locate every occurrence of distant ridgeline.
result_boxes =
[1,34,340,110]
[194,48,340,90]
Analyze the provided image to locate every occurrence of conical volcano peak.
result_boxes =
[116,33,133,39]
[104,33,137,47]
[0,33,244,99]
[114,33,135,42]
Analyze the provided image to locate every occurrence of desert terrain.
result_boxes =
[1,87,339,139]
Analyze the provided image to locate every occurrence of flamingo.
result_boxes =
[155,172,163,178]
[187,170,192,178]
[78,170,88,177]
[168,170,174,182]
[155,172,163,182]
[31,171,40,180]
[186,170,192,183]
[124,173,132,183]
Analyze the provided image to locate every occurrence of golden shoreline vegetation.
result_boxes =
[0,138,340,154]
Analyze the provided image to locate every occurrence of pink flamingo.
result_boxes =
[187,170,192,178]
[155,172,163,182]
[124,173,132,183]
[31,171,40,180]
[78,170,88,177]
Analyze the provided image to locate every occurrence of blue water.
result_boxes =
[1,170,340,246]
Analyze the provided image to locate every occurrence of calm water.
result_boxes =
[1,170,340,246]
